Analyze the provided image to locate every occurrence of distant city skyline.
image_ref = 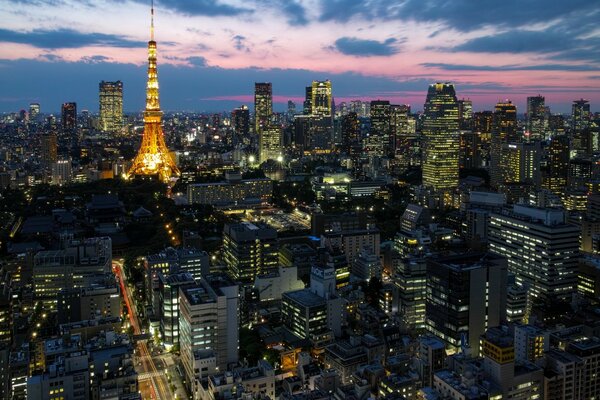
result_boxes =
[0,0,599,113]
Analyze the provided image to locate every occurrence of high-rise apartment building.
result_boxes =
[254,82,272,134]
[526,95,546,140]
[421,83,460,194]
[310,80,333,118]
[426,253,507,354]
[99,81,123,132]
[500,141,541,187]
[61,102,77,131]
[489,205,579,303]
[368,100,392,156]
[223,222,278,283]
[490,100,518,188]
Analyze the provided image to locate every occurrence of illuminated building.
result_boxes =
[29,103,40,119]
[457,98,473,129]
[425,253,507,354]
[391,104,413,169]
[352,250,381,281]
[223,222,278,283]
[395,257,426,329]
[341,111,360,156]
[61,102,77,131]
[98,80,123,132]
[490,100,518,188]
[231,105,249,137]
[500,142,541,187]
[259,124,282,163]
[127,5,180,183]
[571,99,591,155]
[489,205,579,303]
[187,172,272,207]
[51,159,72,185]
[421,83,460,194]
[254,82,272,134]
[542,135,569,195]
[40,132,58,168]
[310,80,333,118]
[460,130,481,169]
[287,100,296,121]
[179,274,238,390]
[526,95,546,140]
[158,271,195,349]
[367,100,392,156]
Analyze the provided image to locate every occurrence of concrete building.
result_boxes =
[223,222,278,283]
[352,250,382,281]
[187,173,273,207]
[180,274,239,394]
[158,271,196,349]
[426,253,507,354]
[253,266,304,302]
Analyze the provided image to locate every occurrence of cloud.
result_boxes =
[333,37,399,57]
[454,30,572,54]
[81,55,110,63]
[186,56,207,66]
[422,63,600,72]
[318,0,598,32]
[154,0,251,16]
[232,35,249,52]
[0,28,145,49]
[278,0,309,26]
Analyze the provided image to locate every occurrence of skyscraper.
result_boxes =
[526,95,546,140]
[542,135,569,195]
[259,125,282,163]
[40,132,58,168]
[572,98,590,133]
[457,98,473,130]
[29,103,40,120]
[127,5,180,183]
[490,100,518,188]
[368,100,392,156]
[310,80,332,118]
[232,105,250,137]
[254,82,272,134]
[421,83,460,194]
[341,112,360,156]
[99,81,123,132]
[61,102,77,131]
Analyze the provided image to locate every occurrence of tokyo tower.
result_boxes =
[126,2,180,184]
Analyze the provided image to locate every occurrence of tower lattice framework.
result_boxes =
[127,3,179,183]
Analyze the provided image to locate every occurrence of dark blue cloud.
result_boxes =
[422,63,600,72]
[319,0,597,32]
[186,56,207,66]
[454,30,572,54]
[333,37,398,57]
[154,0,250,16]
[0,28,145,49]
[279,0,309,26]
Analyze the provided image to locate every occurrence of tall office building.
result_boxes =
[500,141,541,187]
[457,98,473,129]
[61,102,77,131]
[223,222,278,283]
[490,100,518,188]
[526,95,546,140]
[421,83,460,194]
[259,124,282,163]
[287,100,296,121]
[368,100,392,156]
[426,253,507,354]
[542,135,569,195]
[99,80,123,132]
[571,99,591,154]
[310,80,333,118]
[571,98,590,133]
[29,103,40,119]
[254,82,272,134]
[395,257,427,330]
[232,105,250,137]
[40,132,58,168]
[489,205,579,303]
[341,112,360,154]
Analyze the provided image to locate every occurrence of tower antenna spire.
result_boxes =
[150,0,154,41]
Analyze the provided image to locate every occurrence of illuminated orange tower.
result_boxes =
[127,1,180,183]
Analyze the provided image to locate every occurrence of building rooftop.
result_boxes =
[283,289,326,308]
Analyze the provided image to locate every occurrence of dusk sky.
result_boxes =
[1,0,599,114]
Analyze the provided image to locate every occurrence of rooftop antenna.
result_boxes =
[150,0,155,41]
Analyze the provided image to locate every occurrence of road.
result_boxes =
[113,261,172,400]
